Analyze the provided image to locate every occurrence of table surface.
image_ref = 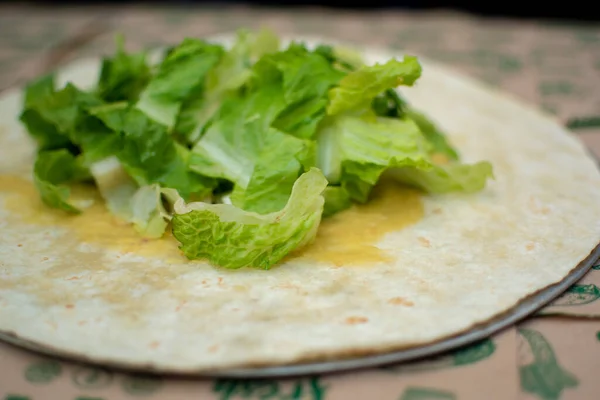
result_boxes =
[1,4,600,400]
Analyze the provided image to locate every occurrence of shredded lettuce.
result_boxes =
[97,35,152,103]
[136,38,223,128]
[19,29,493,270]
[33,149,90,213]
[172,168,327,269]
[327,56,422,116]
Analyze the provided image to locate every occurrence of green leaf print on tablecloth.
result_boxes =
[399,387,456,400]
[381,338,496,373]
[120,374,163,396]
[71,366,114,390]
[23,360,62,384]
[566,116,600,130]
[518,328,578,400]
[550,284,600,306]
[212,376,328,400]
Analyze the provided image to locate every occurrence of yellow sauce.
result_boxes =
[297,180,423,266]
[0,175,423,267]
[0,175,183,262]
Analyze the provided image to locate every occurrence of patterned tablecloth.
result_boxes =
[1,5,599,400]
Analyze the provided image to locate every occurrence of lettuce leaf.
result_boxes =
[327,56,422,116]
[405,108,460,161]
[389,162,494,194]
[19,75,73,151]
[171,168,327,269]
[175,29,280,143]
[89,103,215,199]
[189,76,315,214]
[89,156,139,219]
[33,149,90,213]
[97,35,152,103]
[90,157,180,238]
[129,184,172,238]
[316,114,492,203]
[136,38,223,128]
[322,186,352,217]
[260,43,345,139]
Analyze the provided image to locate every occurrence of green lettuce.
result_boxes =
[405,108,460,161]
[174,29,280,143]
[263,43,346,139]
[136,38,223,128]
[89,103,215,199]
[19,29,494,271]
[19,75,73,151]
[172,168,327,269]
[327,56,422,116]
[316,114,492,203]
[189,83,313,214]
[89,156,138,219]
[97,35,152,103]
[33,149,90,213]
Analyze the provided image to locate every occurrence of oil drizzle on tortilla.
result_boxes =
[296,180,424,266]
[0,175,423,267]
[0,175,184,262]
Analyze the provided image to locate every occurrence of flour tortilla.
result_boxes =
[1,35,599,373]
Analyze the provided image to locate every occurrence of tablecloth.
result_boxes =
[1,5,599,399]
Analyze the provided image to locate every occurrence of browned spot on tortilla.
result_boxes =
[295,179,423,267]
[42,257,49,261]
[526,243,535,251]
[418,236,431,247]
[175,301,187,312]
[528,196,551,215]
[66,276,80,281]
[218,277,224,286]
[387,297,414,306]
[78,321,87,326]
[208,345,219,353]
[432,208,443,214]
[345,316,368,325]
[65,304,74,309]
[17,244,22,247]
[275,283,301,292]
[149,341,160,349]
[232,308,239,312]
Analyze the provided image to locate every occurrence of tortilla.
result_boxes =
[1,36,599,373]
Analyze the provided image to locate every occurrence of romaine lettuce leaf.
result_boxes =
[389,162,494,194]
[33,149,90,213]
[322,186,352,217]
[405,108,460,161]
[174,29,279,143]
[89,103,215,199]
[370,88,459,161]
[136,38,223,128]
[20,79,103,154]
[89,156,138,219]
[327,56,422,116]
[19,75,73,150]
[259,43,345,139]
[90,157,180,238]
[316,114,492,203]
[171,168,327,269]
[97,35,151,103]
[129,184,172,238]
